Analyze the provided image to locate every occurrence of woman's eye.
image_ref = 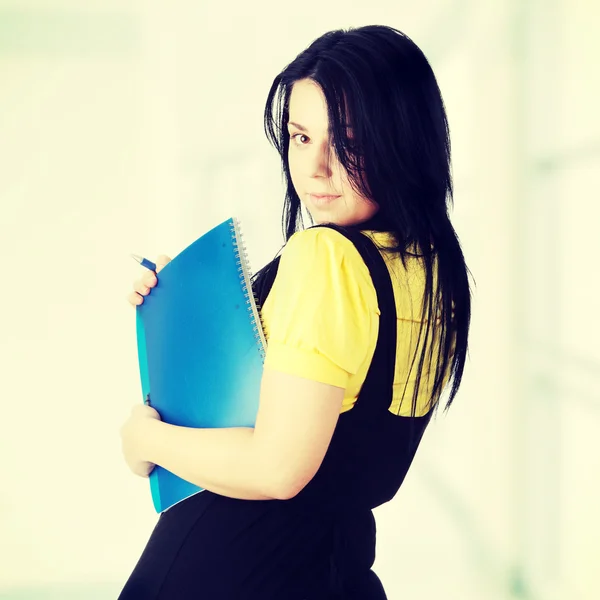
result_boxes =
[290,133,309,145]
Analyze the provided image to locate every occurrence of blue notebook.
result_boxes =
[135,217,267,513]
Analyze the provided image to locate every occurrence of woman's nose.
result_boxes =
[309,141,336,177]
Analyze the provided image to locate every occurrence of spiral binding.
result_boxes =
[230,217,268,361]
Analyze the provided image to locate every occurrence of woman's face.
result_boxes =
[287,78,379,226]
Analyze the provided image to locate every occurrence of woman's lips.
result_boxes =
[309,193,341,205]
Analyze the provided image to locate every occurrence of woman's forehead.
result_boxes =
[288,82,353,135]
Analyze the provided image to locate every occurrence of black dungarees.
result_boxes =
[118,224,433,599]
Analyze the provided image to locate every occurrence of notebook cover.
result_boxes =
[135,217,266,513]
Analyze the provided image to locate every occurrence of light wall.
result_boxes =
[0,1,598,599]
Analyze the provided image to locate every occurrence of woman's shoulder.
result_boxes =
[280,226,369,269]
[286,225,356,249]
[283,225,382,264]
[277,227,376,297]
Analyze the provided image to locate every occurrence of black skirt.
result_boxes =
[118,489,387,599]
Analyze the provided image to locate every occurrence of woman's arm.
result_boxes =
[141,421,275,500]
[139,367,345,501]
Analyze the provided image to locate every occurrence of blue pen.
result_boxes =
[131,253,157,272]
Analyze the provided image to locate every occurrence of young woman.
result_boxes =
[120,24,472,599]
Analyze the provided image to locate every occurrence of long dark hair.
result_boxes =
[252,25,473,416]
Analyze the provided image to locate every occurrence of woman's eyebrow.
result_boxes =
[287,121,309,132]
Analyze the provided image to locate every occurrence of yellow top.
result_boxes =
[261,227,448,417]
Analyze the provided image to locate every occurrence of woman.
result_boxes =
[120,24,472,599]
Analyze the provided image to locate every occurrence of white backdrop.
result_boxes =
[1,1,598,599]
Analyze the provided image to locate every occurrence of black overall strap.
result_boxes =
[306,225,397,599]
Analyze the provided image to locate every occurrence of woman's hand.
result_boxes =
[120,404,162,477]
[127,254,172,307]
[122,255,170,475]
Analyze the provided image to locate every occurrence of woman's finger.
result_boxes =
[127,255,168,308]
[155,255,172,273]
[127,291,143,306]
[134,279,150,296]
[143,272,157,287]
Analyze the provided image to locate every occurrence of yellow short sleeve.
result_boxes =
[261,227,379,389]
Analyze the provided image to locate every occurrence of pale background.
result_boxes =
[1,1,598,598]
